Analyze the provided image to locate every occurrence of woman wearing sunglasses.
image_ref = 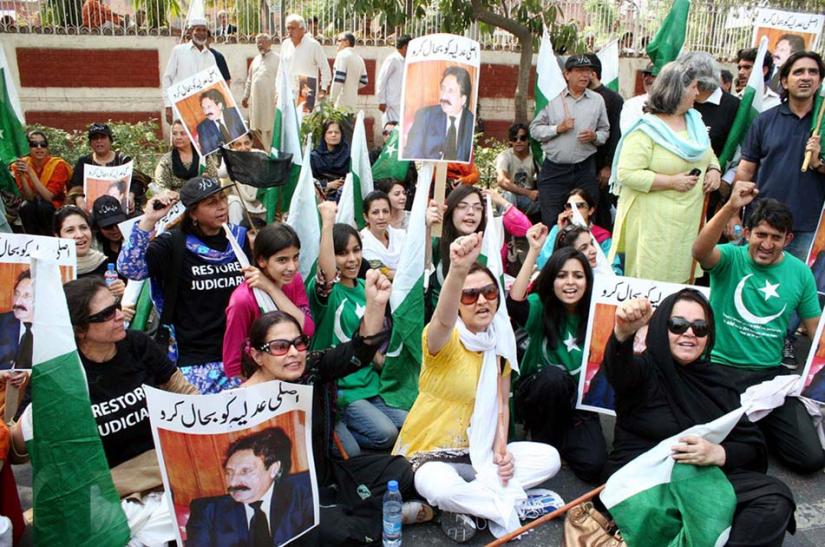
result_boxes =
[309,202,407,457]
[11,130,73,236]
[394,233,559,542]
[223,222,315,379]
[240,269,427,543]
[508,232,607,483]
[600,290,794,545]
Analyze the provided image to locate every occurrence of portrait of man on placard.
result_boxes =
[196,88,247,155]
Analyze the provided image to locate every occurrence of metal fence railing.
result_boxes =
[1,0,823,60]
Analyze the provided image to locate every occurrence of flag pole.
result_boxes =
[802,96,825,172]
[484,484,605,547]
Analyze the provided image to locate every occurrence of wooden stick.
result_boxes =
[431,162,448,238]
[802,95,825,172]
[689,193,711,284]
[485,484,606,546]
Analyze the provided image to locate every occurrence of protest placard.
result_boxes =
[751,8,824,52]
[83,161,133,214]
[797,310,825,404]
[806,205,825,296]
[398,33,480,164]
[167,66,248,157]
[146,381,318,546]
[0,234,76,371]
[577,275,710,416]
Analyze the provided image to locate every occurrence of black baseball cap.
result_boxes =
[92,195,127,228]
[88,123,113,140]
[565,55,594,70]
[180,176,233,208]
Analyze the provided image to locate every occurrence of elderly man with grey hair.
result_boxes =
[678,51,740,158]
[243,33,280,147]
[279,13,331,111]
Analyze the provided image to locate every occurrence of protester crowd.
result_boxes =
[2,10,825,547]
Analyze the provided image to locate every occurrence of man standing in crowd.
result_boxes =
[281,14,331,109]
[186,427,314,546]
[243,33,280,148]
[162,18,217,124]
[530,55,609,227]
[586,53,623,230]
[376,35,410,126]
[331,32,368,110]
[735,47,781,109]
[619,62,655,134]
[495,123,538,216]
[693,182,825,474]
[214,10,236,37]
[769,34,806,93]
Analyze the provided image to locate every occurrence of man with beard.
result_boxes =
[186,427,314,546]
[242,34,280,148]
[163,18,218,124]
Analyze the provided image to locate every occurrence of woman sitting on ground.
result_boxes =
[153,120,219,192]
[375,178,410,230]
[360,190,404,278]
[310,120,349,202]
[601,291,795,546]
[394,233,560,542]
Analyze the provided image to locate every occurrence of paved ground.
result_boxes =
[10,344,825,546]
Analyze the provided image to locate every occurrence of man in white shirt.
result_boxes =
[162,18,218,124]
[243,33,280,148]
[330,32,368,110]
[376,35,410,126]
[619,62,655,135]
[280,13,331,111]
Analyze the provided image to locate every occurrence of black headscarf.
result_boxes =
[310,139,350,179]
[643,289,742,430]
[171,147,202,180]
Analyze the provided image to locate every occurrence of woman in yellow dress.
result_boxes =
[609,60,721,283]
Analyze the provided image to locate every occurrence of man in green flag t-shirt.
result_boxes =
[693,180,825,473]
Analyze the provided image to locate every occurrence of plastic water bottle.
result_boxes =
[382,480,403,546]
[732,224,744,245]
[104,263,118,287]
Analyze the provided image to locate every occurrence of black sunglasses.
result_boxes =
[667,316,709,338]
[87,298,122,323]
[259,335,310,356]
[28,141,48,148]
[460,283,499,305]
[510,135,529,142]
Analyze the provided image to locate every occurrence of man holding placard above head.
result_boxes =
[530,55,609,228]
[693,181,825,474]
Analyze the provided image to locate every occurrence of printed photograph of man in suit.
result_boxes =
[185,426,314,546]
[403,65,475,162]
[0,269,34,371]
[196,88,247,155]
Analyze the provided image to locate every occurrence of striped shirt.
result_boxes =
[330,47,368,109]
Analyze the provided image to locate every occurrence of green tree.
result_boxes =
[348,0,580,123]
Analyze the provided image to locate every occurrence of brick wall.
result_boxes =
[16,48,159,88]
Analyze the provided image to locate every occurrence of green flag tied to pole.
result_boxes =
[0,63,29,196]
[718,36,770,169]
[20,252,130,546]
[286,137,321,281]
[379,163,434,410]
[602,375,799,547]
[646,0,691,76]
[371,127,410,181]
[337,111,374,229]
[596,39,620,93]
[261,62,303,221]
[532,28,566,164]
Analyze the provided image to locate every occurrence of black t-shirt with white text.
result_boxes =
[82,331,176,468]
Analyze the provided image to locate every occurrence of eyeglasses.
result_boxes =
[87,298,122,323]
[667,317,709,338]
[456,202,484,214]
[460,283,499,305]
[510,135,528,142]
[28,141,48,148]
[259,335,310,356]
[564,202,589,210]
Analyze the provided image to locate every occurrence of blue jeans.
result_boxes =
[784,230,815,336]
[340,395,408,453]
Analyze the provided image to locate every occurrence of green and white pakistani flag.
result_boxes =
[21,253,130,546]
[532,28,565,163]
[371,127,410,182]
[286,138,321,281]
[379,163,434,410]
[0,52,28,195]
[262,62,303,221]
[810,83,825,164]
[718,37,769,169]
[597,39,620,92]
[336,110,374,229]
[601,375,799,547]
[646,0,690,76]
